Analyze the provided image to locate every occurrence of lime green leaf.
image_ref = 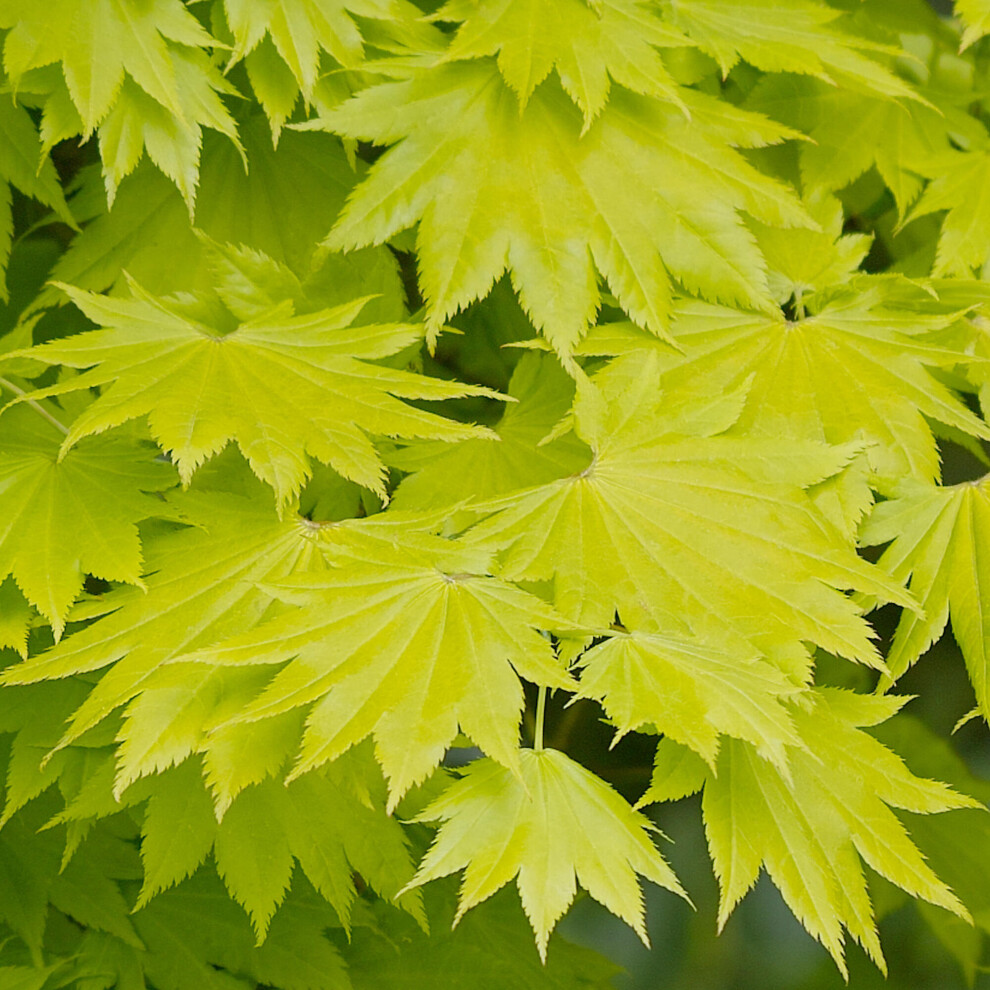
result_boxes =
[0,578,33,657]
[576,630,802,768]
[175,531,577,806]
[956,0,990,49]
[654,285,989,484]
[19,282,495,504]
[323,61,808,354]
[646,689,979,977]
[137,758,220,909]
[214,771,418,938]
[908,146,990,277]
[660,0,920,100]
[861,477,990,720]
[0,0,216,129]
[0,99,73,298]
[0,492,330,751]
[404,748,688,960]
[40,119,404,315]
[467,353,910,665]
[345,882,620,989]
[0,404,176,637]
[95,50,242,209]
[436,0,689,122]
[746,75,945,217]
[390,353,591,512]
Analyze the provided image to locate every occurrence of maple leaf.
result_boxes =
[745,75,947,217]
[907,145,990,277]
[860,478,990,720]
[35,116,405,318]
[648,282,990,485]
[0,491,332,753]
[403,748,688,960]
[957,0,990,49]
[575,629,801,769]
[0,99,74,299]
[172,530,578,807]
[0,402,176,638]
[660,0,920,100]
[389,352,592,512]
[641,689,979,977]
[435,0,689,123]
[0,0,217,131]
[466,352,911,666]
[0,0,240,206]
[224,0,418,93]
[322,60,810,355]
[15,281,496,505]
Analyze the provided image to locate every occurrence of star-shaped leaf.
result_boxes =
[652,283,990,484]
[403,748,688,960]
[861,477,990,720]
[322,60,810,355]
[0,491,332,754]
[0,402,176,637]
[174,530,578,807]
[576,629,802,769]
[642,689,977,977]
[16,280,497,505]
[466,352,911,665]
[660,0,920,101]
[436,0,690,122]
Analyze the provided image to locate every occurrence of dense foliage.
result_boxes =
[1,0,990,987]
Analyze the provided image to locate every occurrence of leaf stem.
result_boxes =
[534,687,547,752]
[0,377,69,435]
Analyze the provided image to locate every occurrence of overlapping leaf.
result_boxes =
[0,0,240,205]
[137,758,419,939]
[957,0,990,49]
[322,60,810,354]
[15,281,496,504]
[404,748,688,960]
[0,492,331,755]
[0,403,175,637]
[435,0,689,122]
[659,0,919,100]
[390,353,591,512]
[466,352,911,665]
[174,530,577,806]
[35,116,405,317]
[641,689,978,977]
[0,100,73,298]
[908,144,990,277]
[861,478,990,720]
[649,284,990,484]
[575,630,801,769]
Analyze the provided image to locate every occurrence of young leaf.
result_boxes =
[654,285,990,484]
[17,283,497,504]
[322,61,809,354]
[861,477,990,720]
[436,0,690,122]
[174,532,578,807]
[403,748,688,960]
[0,492,331,753]
[642,689,979,977]
[575,629,802,769]
[467,353,911,664]
[660,0,920,100]
[0,404,176,637]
